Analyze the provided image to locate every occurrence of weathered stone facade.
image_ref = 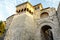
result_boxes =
[4,2,60,40]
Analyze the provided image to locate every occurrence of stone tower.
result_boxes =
[56,2,60,40]
[57,2,60,25]
[4,2,60,40]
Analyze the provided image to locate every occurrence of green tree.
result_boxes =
[0,21,6,37]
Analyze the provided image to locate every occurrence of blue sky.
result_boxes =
[0,0,60,21]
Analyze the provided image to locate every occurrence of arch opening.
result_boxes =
[41,25,53,40]
[40,12,49,18]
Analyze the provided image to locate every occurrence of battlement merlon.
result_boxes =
[16,2,43,14]
[16,2,34,13]
[34,3,43,10]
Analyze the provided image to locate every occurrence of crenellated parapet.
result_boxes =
[34,3,43,10]
[16,2,43,14]
[16,2,34,14]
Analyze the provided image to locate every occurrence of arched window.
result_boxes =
[21,9,23,12]
[29,10,31,13]
[16,10,20,13]
[40,12,49,18]
[19,10,20,12]
[24,8,26,11]
[41,25,53,40]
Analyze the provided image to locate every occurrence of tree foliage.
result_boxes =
[0,21,6,37]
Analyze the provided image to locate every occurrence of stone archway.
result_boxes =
[41,25,54,40]
[40,12,49,19]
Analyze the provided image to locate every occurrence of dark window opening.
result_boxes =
[24,8,26,11]
[19,10,20,12]
[16,10,20,13]
[21,9,23,12]
[29,10,31,13]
